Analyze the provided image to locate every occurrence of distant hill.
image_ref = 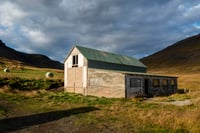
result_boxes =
[140,34,200,72]
[0,40,63,69]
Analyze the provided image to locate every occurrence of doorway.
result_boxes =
[144,79,149,97]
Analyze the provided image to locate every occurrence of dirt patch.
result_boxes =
[169,100,193,106]
[145,98,193,106]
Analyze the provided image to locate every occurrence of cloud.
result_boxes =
[0,1,27,26]
[0,0,200,62]
[22,27,51,45]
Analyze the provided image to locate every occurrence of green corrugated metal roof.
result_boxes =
[75,45,146,68]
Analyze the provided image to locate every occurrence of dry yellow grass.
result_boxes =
[1,64,200,132]
[1,90,200,132]
[177,74,200,90]
[0,57,64,80]
[148,67,200,91]
[136,68,200,132]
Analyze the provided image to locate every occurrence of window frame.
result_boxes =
[170,79,176,86]
[162,79,168,87]
[152,79,160,87]
[72,55,78,67]
[130,78,142,88]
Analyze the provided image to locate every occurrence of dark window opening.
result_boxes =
[162,79,168,87]
[152,79,160,87]
[170,79,176,86]
[72,55,78,67]
[144,79,149,96]
[130,78,141,88]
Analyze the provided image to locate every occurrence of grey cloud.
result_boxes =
[0,0,200,62]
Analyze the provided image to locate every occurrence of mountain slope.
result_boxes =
[0,40,63,69]
[140,34,200,72]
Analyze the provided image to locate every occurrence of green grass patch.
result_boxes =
[0,67,63,79]
[0,77,63,90]
[43,92,118,106]
[0,91,199,132]
[0,104,7,116]
[0,92,29,103]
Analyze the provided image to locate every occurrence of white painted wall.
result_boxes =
[78,53,84,67]
[66,55,73,68]
[83,66,87,88]
[64,61,68,88]
[64,46,87,90]
[65,49,84,68]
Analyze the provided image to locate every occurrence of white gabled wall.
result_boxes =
[64,60,68,88]
[66,55,73,68]
[64,47,87,92]
[78,53,84,67]
[65,53,84,68]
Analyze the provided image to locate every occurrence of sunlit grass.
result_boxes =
[0,61,200,132]
[148,68,200,91]
[0,91,200,132]
[0,67,63,80]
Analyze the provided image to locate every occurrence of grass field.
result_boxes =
[0,91,200,132]
[0,67,63,80]
[0,67,200,132]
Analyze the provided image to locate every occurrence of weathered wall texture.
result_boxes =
[147,78,177,97]
[64,47,87,94]
[65,67,84,94]
[125,74,177,98]
[87,68,125,98]
[125,75,145,98]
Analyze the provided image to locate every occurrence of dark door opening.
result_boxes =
[144,79,149,97]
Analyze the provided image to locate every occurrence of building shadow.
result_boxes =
[0,106,99,133]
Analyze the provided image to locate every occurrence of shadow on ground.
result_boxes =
[0,106,99,133]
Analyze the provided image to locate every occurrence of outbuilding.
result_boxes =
[64,45,177,98]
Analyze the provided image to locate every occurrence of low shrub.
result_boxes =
[0,104,7,116]
[0,78,9,87]
[0,77,63,90]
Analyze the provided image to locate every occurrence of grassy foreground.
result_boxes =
[0,91,200,132]
[0,67,200,132]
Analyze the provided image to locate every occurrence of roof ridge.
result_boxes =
[75,45,138,60]
[75,45,146,68]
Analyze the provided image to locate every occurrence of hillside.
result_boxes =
[0,40,63,69]
[141,34,200,72]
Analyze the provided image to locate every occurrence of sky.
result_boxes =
[0,0,200,62]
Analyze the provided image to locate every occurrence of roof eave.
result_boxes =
[64,45,76,63]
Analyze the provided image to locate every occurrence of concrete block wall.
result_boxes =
[87,68,125,98]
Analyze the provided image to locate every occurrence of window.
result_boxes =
[130,78,141,87]
[72,55,78,67]
[162,79,168,87]
[170,79,176,86]
[152,79,160,87]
